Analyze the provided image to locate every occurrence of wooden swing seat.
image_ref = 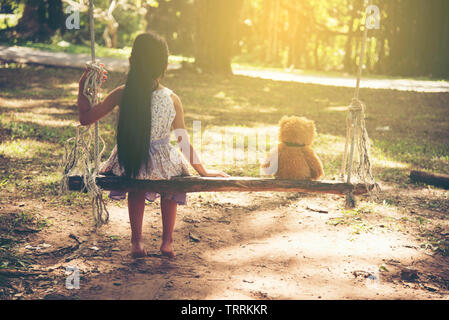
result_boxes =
[68,175,373,195]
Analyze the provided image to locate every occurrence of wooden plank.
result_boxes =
[68,175,373,195]
[410,170,449,189]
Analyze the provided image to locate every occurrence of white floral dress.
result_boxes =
[99,87,191,204]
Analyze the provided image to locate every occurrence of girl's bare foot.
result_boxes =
[131,241,146,258]
[160,241,175,258]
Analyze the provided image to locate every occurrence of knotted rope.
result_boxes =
[341,99,376,183]
[61,62,109,227]
[61,0,109,227]
[340,0,379,207]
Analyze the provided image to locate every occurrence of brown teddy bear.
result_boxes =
[260,116,324,180]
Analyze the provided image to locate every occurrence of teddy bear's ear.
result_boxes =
[306,118,316,131]
[278,116,290,137]
[278,116,291,127]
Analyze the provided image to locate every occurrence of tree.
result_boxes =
[102,0,119,48]
[343,0,362,73]
[382,0,449,78]
[14,0,65,42]
[194,0,244,74]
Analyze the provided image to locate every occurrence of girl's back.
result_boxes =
[151,87,177,139]
[100,86,190,181]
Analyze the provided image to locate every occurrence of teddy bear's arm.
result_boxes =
[305,149,325,180]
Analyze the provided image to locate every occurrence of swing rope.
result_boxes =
[61,0,109,227]
[340,0,378,206]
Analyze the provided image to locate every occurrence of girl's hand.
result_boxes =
[201,169,230,178]
[100,64,108,83]
[78,66,108,91]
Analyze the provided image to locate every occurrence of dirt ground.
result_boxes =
[1,185,448,300]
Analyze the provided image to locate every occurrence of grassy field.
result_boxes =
[0,62,448,298]
[0,62,448,197]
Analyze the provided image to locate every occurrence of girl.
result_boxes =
[77,32,229,258]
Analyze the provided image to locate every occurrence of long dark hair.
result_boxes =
[117,32,169,178]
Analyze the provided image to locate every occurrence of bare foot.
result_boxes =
[131,241,146,258]
[160,241,176,258]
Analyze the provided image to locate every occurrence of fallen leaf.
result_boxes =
[379,265,389,272]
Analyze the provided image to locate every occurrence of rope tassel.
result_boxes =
[60,61,109,227]
[61,0,109,227]
[340,0,379,207]
[61,121,109,227]
[341,99,376,185]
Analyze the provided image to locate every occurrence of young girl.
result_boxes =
[77,32,229,258]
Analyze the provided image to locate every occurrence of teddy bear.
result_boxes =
[260,116,324,180]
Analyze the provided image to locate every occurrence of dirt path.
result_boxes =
[233,68,449,93]
[1,45,448,93]
[4,188,448,300]
[0,45,179,73]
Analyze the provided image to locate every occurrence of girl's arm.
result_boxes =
[77,69,123,126]
[171,93,229,178]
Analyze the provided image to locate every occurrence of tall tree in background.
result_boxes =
[384,0,449,77]
[343,0,363,73]
[194,0,244,74]
[144,0,195,56]
[14,0,64,41]
[102,0,119,48]
[1,0,448,78]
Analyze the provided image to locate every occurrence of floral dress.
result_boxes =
[99,87,191,205]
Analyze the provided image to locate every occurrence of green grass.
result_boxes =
[1,63,448,186]
[0,63,447,203]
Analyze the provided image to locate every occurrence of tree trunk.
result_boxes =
[103,0,119,48]
[288,14,299,68]
[194,0,244,74]
[272,0,280,63]
[14,0,64,42]
[314,35,320,70]
[343,2,357,72]
[265,0,274,63]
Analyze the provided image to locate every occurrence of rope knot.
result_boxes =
[349,98,365,112]
[83,61,106,106]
